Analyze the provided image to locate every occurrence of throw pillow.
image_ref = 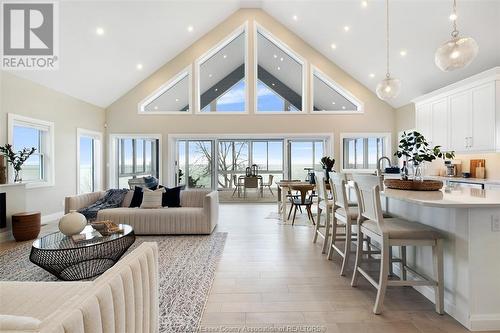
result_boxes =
[159,186,182,207]
[140,188,165,209]
[144,176,159,190]
[129,186,143,208]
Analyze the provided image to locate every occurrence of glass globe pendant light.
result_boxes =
[376,0,401,101]
[435,0,478,72]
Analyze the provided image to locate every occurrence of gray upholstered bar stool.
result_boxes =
[312,172,334,254]
[351,174,445,315]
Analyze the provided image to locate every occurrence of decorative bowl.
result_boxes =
[384,179,443,191]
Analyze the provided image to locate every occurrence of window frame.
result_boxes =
[137,66,192,115]
[254,22,307,115]
[108,134,162,189]
[7,113,55,188]
[194,22,249,115]
[310,66,364,114]
[340,132,392,173]
[76,128,103,194]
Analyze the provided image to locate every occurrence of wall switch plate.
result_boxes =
[492,216,500,232]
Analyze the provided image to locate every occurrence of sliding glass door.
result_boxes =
[288,140,325,181]
[176,140,214,189]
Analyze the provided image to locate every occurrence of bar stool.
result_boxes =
[351,174,445,315]
[312,172,334,254]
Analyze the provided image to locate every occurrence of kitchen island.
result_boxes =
[381,187,500,331]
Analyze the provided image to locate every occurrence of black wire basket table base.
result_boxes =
[29,225,135,281]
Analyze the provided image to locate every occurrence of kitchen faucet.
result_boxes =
[376,156,392,176]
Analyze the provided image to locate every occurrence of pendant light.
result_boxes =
[435,0,478,72]
[376,0,401,101]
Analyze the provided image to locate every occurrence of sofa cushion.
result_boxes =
[140,188,165,209]
[129,187,143,208]
[159,186,182,207]
[0,314,41,331]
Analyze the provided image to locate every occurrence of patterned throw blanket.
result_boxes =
[78,189,129,220]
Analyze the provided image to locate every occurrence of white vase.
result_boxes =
[58,210,87,236]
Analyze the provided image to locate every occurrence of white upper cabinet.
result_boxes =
[413,67,500,154]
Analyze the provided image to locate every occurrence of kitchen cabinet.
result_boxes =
[485,184,500,191]
[413,67,499,154]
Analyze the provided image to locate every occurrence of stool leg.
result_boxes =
[340,218,352,276]
[400,246,407,280]
[388,246,394,277]
[432,239,445,315]
[351,226,363,287]
[327,215,338,260]
[322,206,331,254]
[313,207,322,243]
[374,237,390,314]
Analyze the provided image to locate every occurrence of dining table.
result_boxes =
[276,181,316,221]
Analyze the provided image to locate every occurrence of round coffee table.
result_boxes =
[30,224,135,281]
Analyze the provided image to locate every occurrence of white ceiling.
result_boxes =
[5,1,500,109]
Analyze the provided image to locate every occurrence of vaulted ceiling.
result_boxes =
[5,0,500,109]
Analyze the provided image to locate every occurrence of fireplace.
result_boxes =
[0,192,6,228]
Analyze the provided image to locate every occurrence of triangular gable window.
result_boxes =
[139,68,191,114]
[312,68,363,113]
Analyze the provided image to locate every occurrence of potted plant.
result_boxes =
[395,131,455,181]
[320,156,335,181]
[0,144,36,183]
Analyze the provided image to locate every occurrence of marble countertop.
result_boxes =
[426,176,500,186]
[382,187,500,208]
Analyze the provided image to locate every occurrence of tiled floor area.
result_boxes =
[200,204,476,333]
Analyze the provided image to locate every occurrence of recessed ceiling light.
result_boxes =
[223,54,227,59]
[277,66,281,71]
[400,50,407,57]
[273,54,277,58]
[343,26,350,32]
[449,13,457,21]
[272,83,275,86]
[136,63,143,70]
[332,101,336,105]
[208,74,212,78]
[96,27,104,35]
[330,43,337,49]
[342,106,346,110]
[369,73,375,78]
[280,57,284,62]
[154,106,158,110]
[175,98,180,102]
[215,88,218,92]
[361,1,368,8]
[187,25,194,32]
[292,15,298,21]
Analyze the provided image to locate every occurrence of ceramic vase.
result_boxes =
[58,210,87,236]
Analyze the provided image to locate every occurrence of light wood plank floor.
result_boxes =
[200,204,479,333]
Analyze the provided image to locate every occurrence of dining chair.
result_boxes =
[351,174,445,315]
[260,175,274,196]
[244,177,259,198]
[312,173,334,254]
[288,185,315,225]
[232,175,244,197]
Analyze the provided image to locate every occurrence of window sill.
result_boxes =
[24,181,55,189]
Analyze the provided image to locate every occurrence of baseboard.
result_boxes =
[41,211,64,224]
[470,314,500,331]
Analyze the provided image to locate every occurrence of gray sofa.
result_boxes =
[65,189,218,235]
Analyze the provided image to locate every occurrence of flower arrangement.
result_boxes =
[0,144,36,183]
[320,156,335,181]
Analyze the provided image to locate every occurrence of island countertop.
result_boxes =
[382,187,500,208]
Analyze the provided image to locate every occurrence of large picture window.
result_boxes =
[256,26,305,113]
[8,113,54,187]
[341,133,391,171]
[116,137,159,188]
[197,25,247,113]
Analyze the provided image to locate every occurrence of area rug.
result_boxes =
[0,233,227,333]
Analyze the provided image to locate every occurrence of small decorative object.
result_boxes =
[384,179,444,191]
[251,164,259,177]
[58,210,87,236]
[376,0,401,101]
[435,0,478,72]
[0,155,6,184]
[0,144,36,183]
[320,156,335,181]
[245,166,252,177]
[91,220,123,236]
[395,131,455,182]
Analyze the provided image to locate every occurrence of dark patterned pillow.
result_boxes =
[158,186,182,207]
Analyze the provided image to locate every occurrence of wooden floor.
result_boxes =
[200,204,475,333]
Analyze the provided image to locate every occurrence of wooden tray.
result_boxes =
[384,179,443,191]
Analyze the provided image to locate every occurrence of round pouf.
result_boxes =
[12,212,41,242]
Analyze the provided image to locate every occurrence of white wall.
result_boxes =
[0,71,105,216]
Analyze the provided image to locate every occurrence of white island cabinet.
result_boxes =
[382,187,500,331]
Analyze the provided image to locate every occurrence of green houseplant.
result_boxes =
[0,144,36,183]
[320,156,335,181]
[395,131,455,181]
